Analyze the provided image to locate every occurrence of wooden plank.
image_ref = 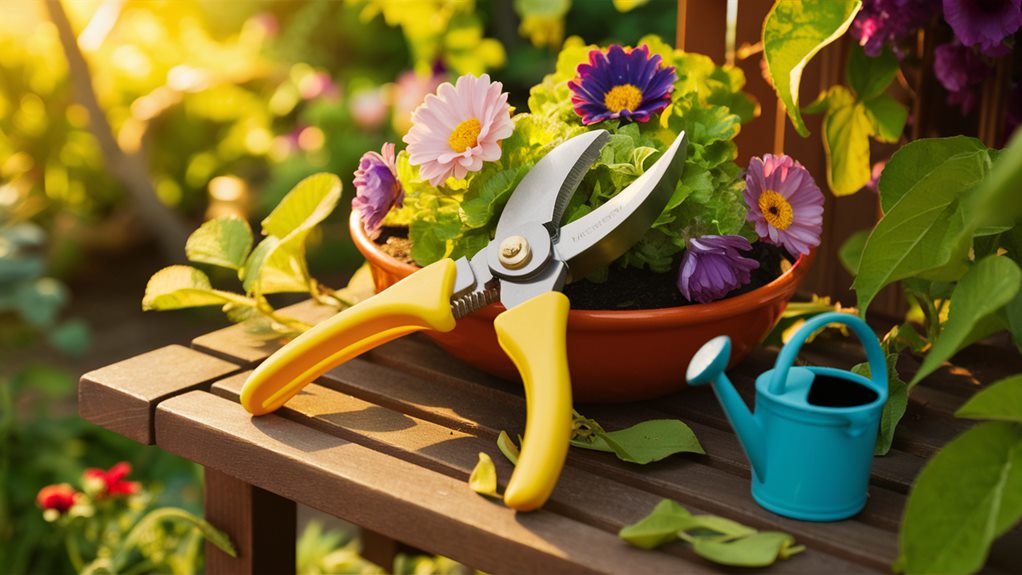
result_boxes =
[204,467,296,575]
[191,300,335,365]
[302,359,905,569]
[209,374,877,572]
[78,344,240,444]
[155,391,713,575]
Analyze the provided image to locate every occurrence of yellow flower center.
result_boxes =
[448,118,482,153]
[604,84,644,113]
[758,190,794,230]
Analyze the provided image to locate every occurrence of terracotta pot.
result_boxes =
[350,211,812,402]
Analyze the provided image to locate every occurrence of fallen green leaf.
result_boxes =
[691,531,800,567]
[468,453,499,498]
[497,431,520,465]
[955,375,1022,423]
[598,419,704,463]
[618,499,693,550]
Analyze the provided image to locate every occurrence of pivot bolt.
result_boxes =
[498,235,531,269]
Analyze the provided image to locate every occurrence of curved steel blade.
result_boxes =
[495,129,609,238]
[555,130,687,281]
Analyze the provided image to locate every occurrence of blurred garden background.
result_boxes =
[0,0,678,572]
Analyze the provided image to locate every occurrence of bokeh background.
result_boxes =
[0,1,679,572]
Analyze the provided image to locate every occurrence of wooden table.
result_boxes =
[79,300,1022,574]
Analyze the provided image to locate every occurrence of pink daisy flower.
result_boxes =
[744,154,824,257]
[402,74,514,187]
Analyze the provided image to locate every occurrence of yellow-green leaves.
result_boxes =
[956,375,1022,423]
[910,256,1021,386]
[620,499,803,567]
[806,46,907,195]
[570,412,704,464]
[142,266,245,311]
[898,422,1022,575]
[496,431,520,465]
[184,216,253,270]
[763,0,861,136]
[853,138,993,313]
[468,453,499,498]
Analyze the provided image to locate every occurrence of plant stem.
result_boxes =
[65,533,85,573]
[254,297,313,333]
[310,280,355,308]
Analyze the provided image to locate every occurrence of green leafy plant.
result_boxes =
[143,174,374,335]
[36,462,233,575]
[619,499,804,567]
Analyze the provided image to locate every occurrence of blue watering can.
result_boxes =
[686,312,888,522]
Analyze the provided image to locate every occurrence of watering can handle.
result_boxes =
[769,312,888,396]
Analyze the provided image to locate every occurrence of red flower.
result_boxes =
[36,484,79,514]
[84,462,139,497]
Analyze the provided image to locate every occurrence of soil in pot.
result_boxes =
[373,227,793,311]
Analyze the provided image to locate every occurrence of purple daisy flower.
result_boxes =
[568,45,677,125]
[677,235,760,304]
[744,154,824,257]
[944,0,1022,56]
[353,143,403,239]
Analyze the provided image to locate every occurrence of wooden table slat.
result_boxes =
[78,344,241,443]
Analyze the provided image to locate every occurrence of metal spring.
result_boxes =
[450,286,500,319]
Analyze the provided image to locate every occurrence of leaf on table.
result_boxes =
[691,532,802,568]
[955,374,1022,423]
[898,422,1022,575]
[496,431,520,465]
[185,215,253,270]
[853,141,992,313]
[762,0,861,136]
[618,499,693,550]
[143,266,246,311]
[853,354,907,455]
[911,255,1021,386]
[468,453,500,498]
[846,44,899,101]
[677,514,758,540]
[597,419,705,463]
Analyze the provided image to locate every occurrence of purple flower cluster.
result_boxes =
[677,235,760,304]
[934,41,991,113]
[944,0,1022,56]
[850,0,939,56]
[353,143,403,239]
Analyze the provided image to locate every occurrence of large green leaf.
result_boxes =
[899,422,1022,575]
[185,216,253,270]
[821,86,872,196]
[571,419,704,464]
[957,129,1022,241]
[261,173,341,239]
[956,375,1022,423]
[877,136,986,213]
[143,266,247,311]
[853,145,992,313]
[762,0,861,137]
[911,256,1021,386]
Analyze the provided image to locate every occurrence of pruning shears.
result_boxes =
[241,129,687,511]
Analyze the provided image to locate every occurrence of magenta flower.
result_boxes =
[353,143,403,239]
[934,41,991,113]
[850,0,938,56]
[568,45,676,125]
[403,74,513,187]
[678,235,760,304]
[944,0,1022,56]
[744,154,823,257]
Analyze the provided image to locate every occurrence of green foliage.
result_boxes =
[762,0,862,137]
[956,375,1022,423]
[619,499,804,566]
[804,46,907,195]
[144,174,371,337]
[468,453,500,498]
[296,522,385,575]
[898,421,1022,575]
[570,414,704,464]
[401,35,753,276]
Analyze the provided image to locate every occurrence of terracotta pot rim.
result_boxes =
[349,210,813,330]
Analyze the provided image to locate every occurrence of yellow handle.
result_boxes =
[241,259,458,415]
[493,291,573,511]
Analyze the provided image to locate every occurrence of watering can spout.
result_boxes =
[686,336,768,479]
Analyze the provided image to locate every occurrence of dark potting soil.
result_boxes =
[373,229,792,311]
